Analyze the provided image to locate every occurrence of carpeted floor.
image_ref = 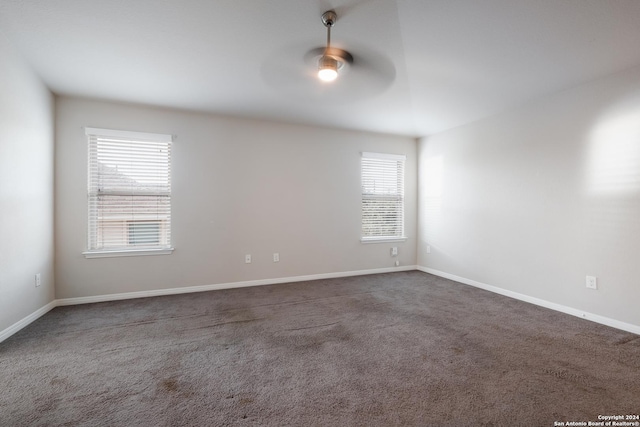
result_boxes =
[1,271,639,426]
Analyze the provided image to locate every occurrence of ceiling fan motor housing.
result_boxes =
[319,54,338,71]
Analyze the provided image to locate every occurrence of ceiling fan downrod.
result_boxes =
[318,10,339,82]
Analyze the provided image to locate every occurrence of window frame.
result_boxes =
[360,151,407,243]
[82,127,174,259]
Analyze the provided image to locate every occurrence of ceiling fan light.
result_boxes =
[318,55,338,82]
[318,67,338,82]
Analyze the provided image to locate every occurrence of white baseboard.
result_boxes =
[418,266,640,336]
[2,266,416,342]
[0,301,57,344]
[55,265,417,306]
[7,264,635,344]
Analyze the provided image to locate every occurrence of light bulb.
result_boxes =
[318,67,338,82]
[318,55,338,82]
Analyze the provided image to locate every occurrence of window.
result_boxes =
[128,221,161,246]
[361,152,406,242]
[84,127,173,258]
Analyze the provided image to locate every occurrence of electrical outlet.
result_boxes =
[35,273,41,287]
[395,260,400,267]
[426,245,431,254]
[586,275,597,290]
[245,254,252,264]
[391,247,398,256]
[273,253,279,262]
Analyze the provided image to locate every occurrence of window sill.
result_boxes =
[83,248,174,259]
[360,236,408,244]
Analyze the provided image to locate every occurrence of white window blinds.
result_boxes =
[361,152,406,240]
[86,127,172,253]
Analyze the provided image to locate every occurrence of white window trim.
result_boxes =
[361,151,406,242]
[84,127,173,258]
[360,236,408,244]
[83,248,174,259]
[361,152,406,161]
[84,127,173,142]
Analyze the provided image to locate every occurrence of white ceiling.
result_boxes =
[2,0,640,137]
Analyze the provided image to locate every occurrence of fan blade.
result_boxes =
[261,41,395,104]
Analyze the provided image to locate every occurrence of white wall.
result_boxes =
[0,34,54,332]
[418,64,640,328]
[55,97,417,299]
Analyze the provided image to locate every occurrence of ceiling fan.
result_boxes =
[261,10,396,103]
[313,10,353,82]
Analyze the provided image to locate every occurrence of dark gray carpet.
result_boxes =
[1,271,639,426]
